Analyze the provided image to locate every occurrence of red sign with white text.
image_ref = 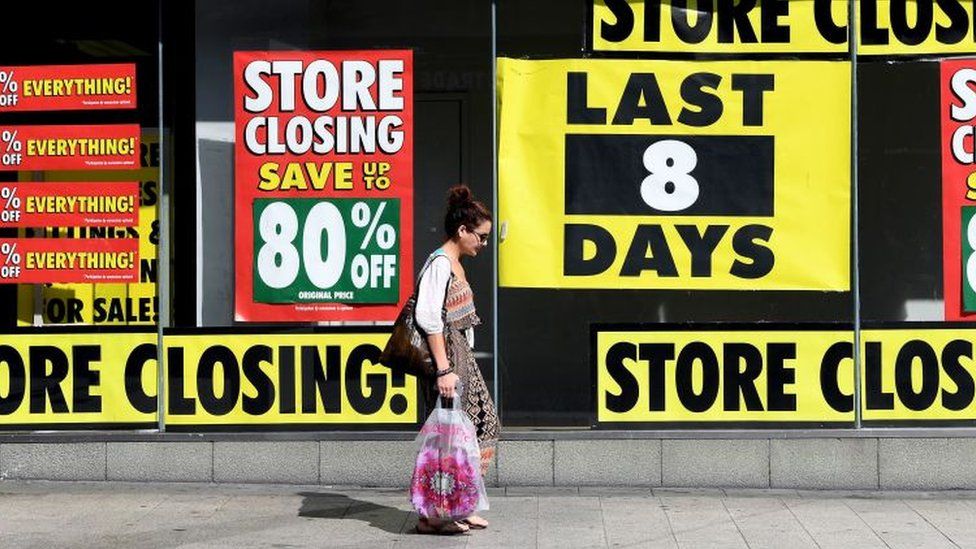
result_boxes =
[233,50,414,322]
[0,64,136,112]
[942,60,976,321]
[0,182,139,228]
[0,124,140,171]
[0,238,139,284]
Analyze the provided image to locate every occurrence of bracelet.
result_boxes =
[435,366,455,377]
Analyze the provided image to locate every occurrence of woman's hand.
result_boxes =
[437,371,460,398]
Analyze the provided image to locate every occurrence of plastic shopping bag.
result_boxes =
[410,385,489,520]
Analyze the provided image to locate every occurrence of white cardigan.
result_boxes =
[415,253,475,348]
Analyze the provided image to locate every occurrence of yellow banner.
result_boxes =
[498,58,850,290]
[857,0,976,55]
[0,332,157,425]
[592,0,850,54]
[861,328,976,422]
[596,326,855,424]
[163,332,417,426]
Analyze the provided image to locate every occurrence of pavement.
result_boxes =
[2,482,976,548]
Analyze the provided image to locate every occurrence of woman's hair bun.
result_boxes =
[447,185,473,209]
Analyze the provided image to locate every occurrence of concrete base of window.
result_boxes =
[0,430,974,489]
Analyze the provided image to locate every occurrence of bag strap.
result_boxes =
[412,249,453,328]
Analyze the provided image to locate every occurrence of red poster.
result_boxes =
[0,64,136,112]
[0,182,139,228]
[942,60,976,321]
[233,50,414,322]
[0,124,140,171]
[0,238,138,284]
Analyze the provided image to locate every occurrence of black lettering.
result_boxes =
[197,346,240,416]
[72,345,101,413]
[279,346,296,414]
[140,180,158,207]
[865,341,894,409]
[302,345,341,414]
[717,0,758,43]
[676,224,728,276]
[45,298,65,323]
[894,340,939,411]
[860,0,889,45]
[346,344,387,415]
[242,345,275,415]
[671,0,713,44]
[890,0,933,46]
[675,342,720,413]
[0,345,26,414]
[732,74,774,127]
[936,0,968,44]
[814,0,847,44]
[66,299,83,323]
[125,343,157,414]
[141,259,157,283]
[640,343,672,412]
[621,225,678,277]
[601,0,635,42]
[567,73,607,125]
[605,342,640,413]
[565,224,616,276]
[93,298,108,323]
[612,73,671,125]
[941,339,974,411]
[767,342,797,411]
[167,347,195,414]
[820,341,854,413]
[29,346,69,414]
[677,73,723,127]
[761,0,790,42]
[722,343,763,411]
[107,299,125,322]
[730,224,774,279]
[644,0,662,41]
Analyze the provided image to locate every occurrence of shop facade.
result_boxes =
[1,0,976,488]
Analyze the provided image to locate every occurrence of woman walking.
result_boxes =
[414,185,499,535]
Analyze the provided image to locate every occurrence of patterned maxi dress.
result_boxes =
[421,271,500,474]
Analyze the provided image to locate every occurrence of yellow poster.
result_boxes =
[596,325,855,424]
[861,328,976,423]
[0,331,157,426]
[498,58,850,290]
[163,332,418,426]
[592,0,850,54]
[857,0,976,55]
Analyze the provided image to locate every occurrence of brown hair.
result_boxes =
[444,184,492,238]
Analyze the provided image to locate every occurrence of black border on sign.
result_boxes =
[0,423,156,431]
[163,326,392,335]
[165,423,420,433]
[590,322,857,430]
[862,420,976,428]
[583,0,594,53]
[0,326,156,334]
[860,321,976,330]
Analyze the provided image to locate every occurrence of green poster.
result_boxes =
[252,198,400,304]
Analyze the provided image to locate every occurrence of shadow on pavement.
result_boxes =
[298,492,413,535]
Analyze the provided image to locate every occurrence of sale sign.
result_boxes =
[941,59,976,320]
[0,64,136,112]
[234,50,413,322]
[0,238,138,284]
[0,182,139,228]
[0,124,140,171]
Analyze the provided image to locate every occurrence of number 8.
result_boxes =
[257,202,300,288]
[640,139,699,212]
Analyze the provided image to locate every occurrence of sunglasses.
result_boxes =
[469,228,490,245]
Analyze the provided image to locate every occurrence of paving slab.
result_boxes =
[1,481,976,547]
